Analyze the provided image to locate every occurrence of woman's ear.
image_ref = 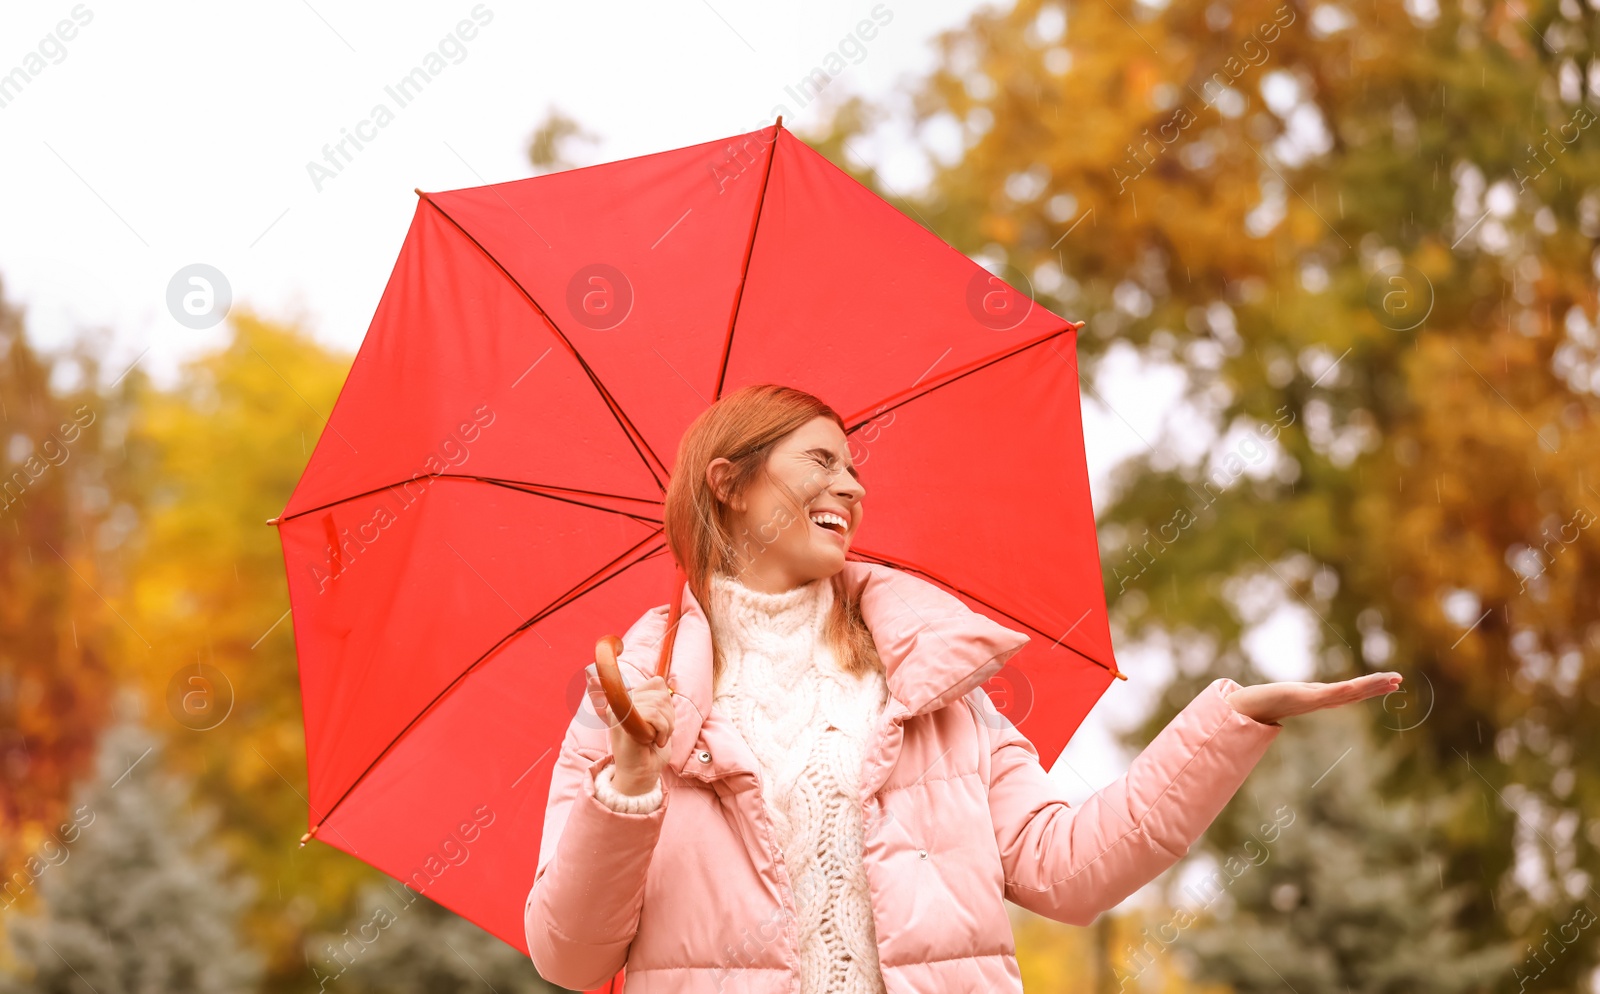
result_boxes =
[706,457,743,511]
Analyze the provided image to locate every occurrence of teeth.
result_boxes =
[810,511,848,532]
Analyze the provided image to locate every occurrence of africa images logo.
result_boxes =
[565,264,633,331]
[304,5,495,192]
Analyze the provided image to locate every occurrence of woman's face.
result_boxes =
[707,416,866,594]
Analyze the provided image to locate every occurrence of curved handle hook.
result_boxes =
[590,562,690,747]
[592,635,660,746]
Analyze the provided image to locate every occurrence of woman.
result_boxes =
[525,384,1401,993]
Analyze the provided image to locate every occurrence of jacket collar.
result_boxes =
[614,560,1030,778]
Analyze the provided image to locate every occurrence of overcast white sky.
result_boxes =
[0,0,989,382]
[0,1,1316,843]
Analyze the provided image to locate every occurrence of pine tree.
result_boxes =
[1150,705,1520,993]
[0,689,263,994]
[801,0,1600,984]
[303,879,570,994]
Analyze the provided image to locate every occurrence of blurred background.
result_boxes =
[3,0,1599,991]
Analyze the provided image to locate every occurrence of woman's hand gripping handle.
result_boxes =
[590,636,676,796]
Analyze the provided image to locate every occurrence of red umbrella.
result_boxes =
[271,119,1120,968]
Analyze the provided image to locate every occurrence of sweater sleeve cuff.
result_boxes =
[594,763,664,813]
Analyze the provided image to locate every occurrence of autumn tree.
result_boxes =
[1167,704,1518,992]
[526,107,601,174]
[111,308,377,994]
[303,880,568,994]
[0,274,118,913]
[0,691,263,994]
[805,0,1600,988]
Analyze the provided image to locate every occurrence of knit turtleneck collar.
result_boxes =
[707,569,833,643]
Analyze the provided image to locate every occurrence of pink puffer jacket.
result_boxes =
[525,561,1281,992]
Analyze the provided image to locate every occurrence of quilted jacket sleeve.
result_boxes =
[525,639,671,990]
[983,676,1281,926]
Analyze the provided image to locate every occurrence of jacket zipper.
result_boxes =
[678,764,803,974]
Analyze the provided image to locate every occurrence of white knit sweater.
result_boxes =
[593,570,889,994]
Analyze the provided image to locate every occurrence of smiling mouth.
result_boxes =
[809,511,849,537]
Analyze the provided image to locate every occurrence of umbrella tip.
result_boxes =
[266,517,279,526]
[414,187,424,196]
[1113,668,1128,681]
[299,826,319,847]
[775,115,783,129]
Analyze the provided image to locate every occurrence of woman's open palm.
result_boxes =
[1224,671,1403,726]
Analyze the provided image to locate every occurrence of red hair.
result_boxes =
[663,384,882,683]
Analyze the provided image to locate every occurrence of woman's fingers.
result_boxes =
[659,690,675,746]
[589,667,678,760]
[650,692,673,748]
[1311,672,1403,713]
[630,677,675,749]
[1228,673,1406,724]
[1333,672,1402,703]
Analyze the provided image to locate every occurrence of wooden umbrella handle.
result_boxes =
[592,635,660,745]
[590,562,690,747]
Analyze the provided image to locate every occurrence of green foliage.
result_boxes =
[804,0,1600,988]
[304,882,569,994]
[8,2,1600,991]
[111,311,398,994]
[0,692,264,994]
[1166,706,1520,992]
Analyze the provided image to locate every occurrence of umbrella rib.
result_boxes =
[305,531,670,838]
[416,192,672,491]
[711,123,783,401]
[839,321,1082,432]
[845,547,1119,678]
[278,475,663,527]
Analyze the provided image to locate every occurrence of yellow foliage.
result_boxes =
[112,309,390,988]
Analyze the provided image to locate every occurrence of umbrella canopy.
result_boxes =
[273,120,1119,956]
